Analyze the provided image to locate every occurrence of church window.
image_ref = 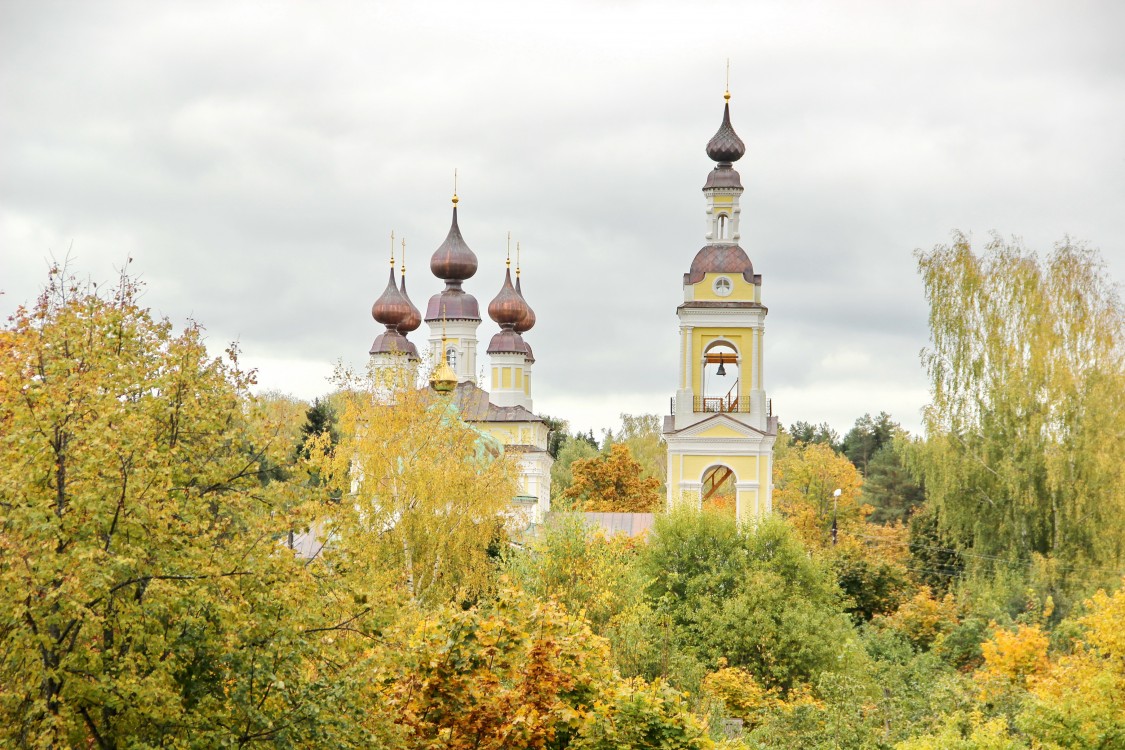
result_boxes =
[713,276,732,297]
[718,214,728,239]
[446,347,457,369]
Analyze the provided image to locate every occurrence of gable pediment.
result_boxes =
[672,413,766,439]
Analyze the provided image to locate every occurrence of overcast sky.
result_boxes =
[3,0,1123,438]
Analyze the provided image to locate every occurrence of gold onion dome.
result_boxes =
[429,355,458,392]
[705,97,746,164]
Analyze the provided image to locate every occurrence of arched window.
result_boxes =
[718,214,728,240]
[701,342,739,412]
[445,347,457,370]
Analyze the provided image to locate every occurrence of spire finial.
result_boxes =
[516,242,521,278]
[390,230,396,266]
[506,232,511,268]
[452,168,459,205]
[724,58,731,101]
[401,237,407,275]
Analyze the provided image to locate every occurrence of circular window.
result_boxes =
[713,276,733,297]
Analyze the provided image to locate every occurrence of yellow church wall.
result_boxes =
[681,453,759,484]
[692,272,757,302]
[696,424,746,439]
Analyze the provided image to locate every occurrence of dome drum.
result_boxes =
[487,329,529,355]
[425,290,481,322]
[369,330,420,359]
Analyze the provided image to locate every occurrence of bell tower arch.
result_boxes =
[664,89,778,522]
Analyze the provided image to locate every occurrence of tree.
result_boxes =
[773,438,865,549]
[788,420,840,451]
[551,430,600,504]
[863,441,926,525]
[840,412,897,474]
[603,413,667,496]
[306,363,519,605]
[638,510,858,693]
[914,232,1125,590]
[1017,581,1125,748]
[505,514,644,634]
[560,444,662,513]
[0,267,374,746]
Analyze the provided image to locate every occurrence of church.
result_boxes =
[369,194,553,524]
[368,87,776,525]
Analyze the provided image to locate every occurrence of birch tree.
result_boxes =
[914,233,1125,587]
[306,364,519,605]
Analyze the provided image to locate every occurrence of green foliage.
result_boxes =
[638,510,858,693]
[788,420,841,451]
[908,503,964,594]
[573,679,714,750]
[914,232,1125,591]
[895,711,1029,750]
[840,411,897,474]
[551,432,600,505]
[864,442,926,525]
[505,514,643,634]
[0,267,374,747]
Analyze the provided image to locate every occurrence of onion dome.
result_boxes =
[371,265,410,329]
[429,351,458,392]
[488,265,529,329]
[705,96,746,164]
[513,273,536,334]
[398,272,422,333]
[430,201,478,284]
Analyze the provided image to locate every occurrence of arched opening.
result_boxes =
[701,342,739,412]
[702,464,736,517]
[718,214,728,240]
[445,346,458,370]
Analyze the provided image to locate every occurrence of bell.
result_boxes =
[716,353,727,377]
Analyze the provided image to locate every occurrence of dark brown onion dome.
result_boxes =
[513,275,536,334]
[369,329,419,359]
[398,274,422,333]
[704,165,743,190]
[684,243,757,284]
[430,206,478,283]
[488,267,529,329]
[706,101,746,164]
[372,267,411,328]
[487,328,527,355]
[424,289,480,321]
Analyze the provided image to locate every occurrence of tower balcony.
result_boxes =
[669,395,772,417]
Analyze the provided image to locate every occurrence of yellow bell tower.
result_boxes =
[664,88,778,521]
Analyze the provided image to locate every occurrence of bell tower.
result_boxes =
[664,88,778,521]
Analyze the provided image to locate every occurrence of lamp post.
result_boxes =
[831,488,841,546]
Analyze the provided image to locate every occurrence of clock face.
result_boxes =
[713,276,733,297]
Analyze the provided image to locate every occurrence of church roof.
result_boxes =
[448,381,542,423]
[684,244,759,284]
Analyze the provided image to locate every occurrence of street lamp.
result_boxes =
[831,488,841,546]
